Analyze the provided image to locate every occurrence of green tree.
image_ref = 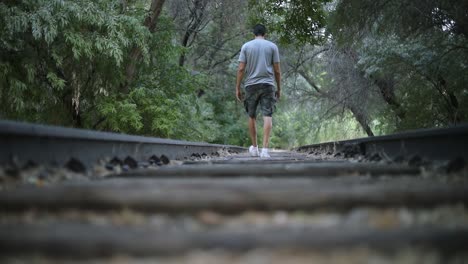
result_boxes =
[0,0,150,127]
[0,0,221,142]
[331,0,468,129]
[248,0,331,45]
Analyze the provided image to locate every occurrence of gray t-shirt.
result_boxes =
[239,38,280,87]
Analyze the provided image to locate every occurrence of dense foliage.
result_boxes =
[1,0,467,148]
[330,0,468,131]
[248,0,331,45]
[0,0,214,140]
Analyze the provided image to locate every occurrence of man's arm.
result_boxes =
[273,62,281,100]
[236,62,246,102]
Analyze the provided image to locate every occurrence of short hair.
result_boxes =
[253,24,266,36]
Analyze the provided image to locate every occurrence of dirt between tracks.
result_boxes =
[2,205,468,231]
[1,164,466,191]
[0,166,89,190]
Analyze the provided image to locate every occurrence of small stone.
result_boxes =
[160,155,170,165]
[408,155,423,167]
[38,171,48,180]
[5,167,20,178]
[273,211,288,225]
[197,210,223,225]
[65,158,86,173]
[110,157,123,166]
[9,155,21,168]
[105,164,114,171]
[149,155,161,165]
[342,144,360,158]
[27,176,37,184]
[446,157,466,173]
[393,155,405,163]
[369,153,382,162]
[139,162,149,168]
[370,210,400,229]
[22,160,38,170]
[123,156,138,169]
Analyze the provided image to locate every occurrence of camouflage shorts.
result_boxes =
[243,83,277,118]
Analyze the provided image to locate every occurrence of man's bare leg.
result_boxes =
[262,116,272,148]
[248,117,257,147]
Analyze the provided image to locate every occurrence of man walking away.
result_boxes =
[236,24,281,158]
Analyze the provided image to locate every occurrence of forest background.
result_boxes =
[1,0,467,148]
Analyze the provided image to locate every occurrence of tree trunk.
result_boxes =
[122,0,166,93]
[72,104,82,128]
[373,76,406,120]
[348,105,374,136]
[178,30,191,67]
[438,75,463,123]
[0,79,9,117]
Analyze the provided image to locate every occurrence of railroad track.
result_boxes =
[1,121,468,263]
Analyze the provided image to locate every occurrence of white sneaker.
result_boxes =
[249,145,259,157]
[260,148,271,158]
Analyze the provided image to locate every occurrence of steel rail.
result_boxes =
[2,120,467,169]
[296,124,468,161]
[0,120,245,168]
